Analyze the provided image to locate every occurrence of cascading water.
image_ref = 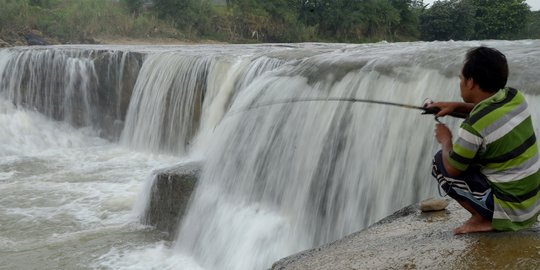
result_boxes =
[173,49,461,270]
[120,53,212,154]
[1,41,539,270]
[0,47,143,140]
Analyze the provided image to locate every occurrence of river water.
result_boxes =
[1,41,539,269]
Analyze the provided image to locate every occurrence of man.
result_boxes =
[430,46,540,234]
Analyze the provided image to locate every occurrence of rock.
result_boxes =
[143,161,202,239]
[271,200,540,269]
[23,33,48,46]
[419,198,449,212]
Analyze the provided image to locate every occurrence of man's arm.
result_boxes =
[430,102,475,117]
[435,123,461,177]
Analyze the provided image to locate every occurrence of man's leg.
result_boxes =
[432,151,494,234]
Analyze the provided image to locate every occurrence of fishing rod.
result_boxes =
[232,97,468,120]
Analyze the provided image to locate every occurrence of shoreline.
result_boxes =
[0,30,228,48]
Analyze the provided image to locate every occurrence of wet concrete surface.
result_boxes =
[272,200,540,270]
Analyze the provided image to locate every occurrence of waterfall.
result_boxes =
[170,41,540,270]
[191,56,287,158]
[1,41,540,270]
[0,47,143,140]
[173,55,459,270]
[119,53,212,154]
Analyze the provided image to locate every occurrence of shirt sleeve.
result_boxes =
[448,125,483,171]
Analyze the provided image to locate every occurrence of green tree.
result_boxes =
[260,0,306,42]
[296,0,401,42]
[465,0,530,39]
[389,0,425,40]
[227,0,313,42]
[153,0,214,36]
[229,0,269,40]
[420,0,474,41]
[0,0,29,34]
[520,10,540,38]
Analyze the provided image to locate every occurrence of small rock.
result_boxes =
[420,198,449,212]
[23,33,48,46]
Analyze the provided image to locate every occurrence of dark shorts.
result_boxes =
[432,150,494,220]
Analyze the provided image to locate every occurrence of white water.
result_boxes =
[1,41,539,270]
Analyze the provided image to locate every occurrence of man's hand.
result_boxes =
[434,123,452,147]
[434,123,461,177]
[429,102,475,117]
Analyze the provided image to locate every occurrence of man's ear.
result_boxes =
[466,77,476,91]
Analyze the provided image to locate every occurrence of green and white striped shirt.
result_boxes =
[449,87,540,231]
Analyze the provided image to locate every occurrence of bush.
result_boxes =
[0,0,29,33]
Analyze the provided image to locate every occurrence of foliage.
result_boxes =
[0,0,29,33]
[391,0,425,40]
[0,0,180,42]
[465,0,530,39]
[420,0,475,41]
[520,10,540,39]
[234,0,422,43]
[0,0,537,44]
[153,0,215,37]
[420,0,531,41]
[122,0,144,16]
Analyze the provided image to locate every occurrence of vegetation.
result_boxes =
[523,10,540,39]
[420,0,531,41]
[0,0,180,44]
[0,0,539,44]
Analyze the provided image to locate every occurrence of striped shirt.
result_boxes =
[449,87,540,231]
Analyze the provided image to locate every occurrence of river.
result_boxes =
[1,40,539,269]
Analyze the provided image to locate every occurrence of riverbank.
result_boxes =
[0,30,225,48]
[272,200,540,269]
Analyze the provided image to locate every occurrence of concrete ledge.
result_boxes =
[143,161,202,239]
[272,200,540,269]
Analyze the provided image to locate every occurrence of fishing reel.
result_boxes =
[421,98,442,122]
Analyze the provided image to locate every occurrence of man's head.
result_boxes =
[461,46,508,93]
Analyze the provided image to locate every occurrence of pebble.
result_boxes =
[420,198,449,212]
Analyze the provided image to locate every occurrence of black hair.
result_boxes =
[462,46,508,93]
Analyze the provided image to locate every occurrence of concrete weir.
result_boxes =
[143,161,202,239]
[271,201,540,269]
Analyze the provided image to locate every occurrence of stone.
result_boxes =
[143,161,202,239]
[419,198,449,212]
[23,33,48,46]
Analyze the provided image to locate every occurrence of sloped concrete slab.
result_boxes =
[272,200,540,269]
